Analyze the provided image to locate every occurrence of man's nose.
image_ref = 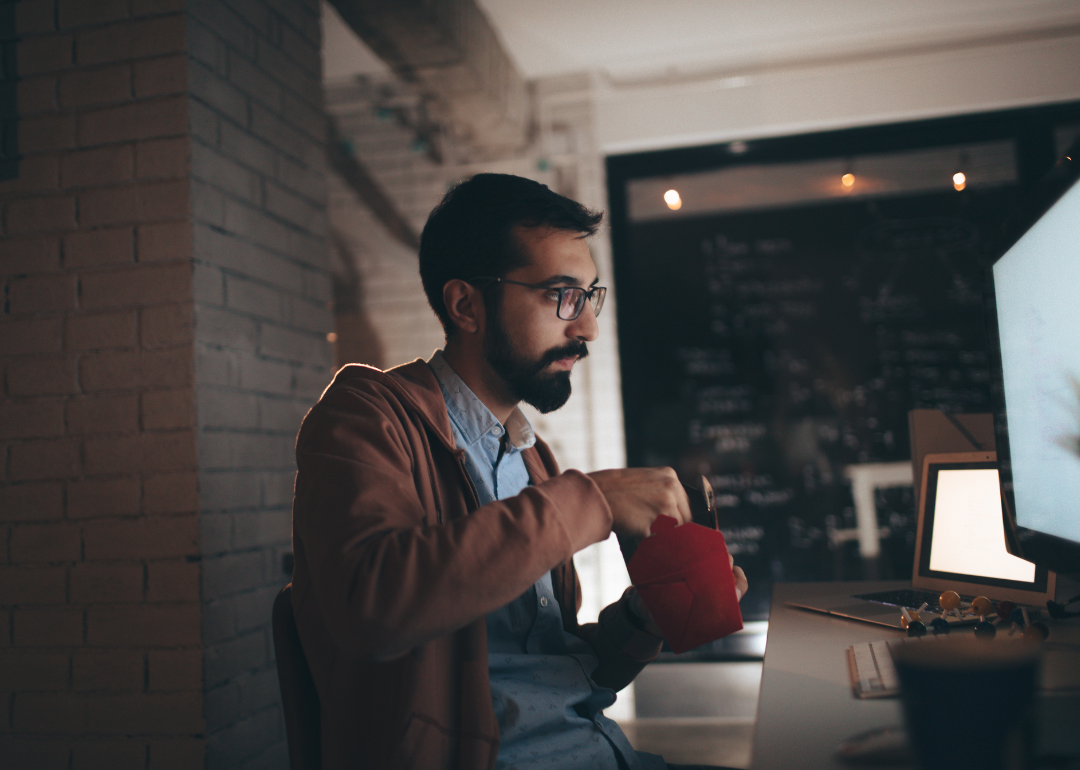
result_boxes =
[567,302,599,342]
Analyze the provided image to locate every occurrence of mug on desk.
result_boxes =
[892,637,1040,770]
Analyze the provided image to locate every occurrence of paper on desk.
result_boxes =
[627,515,743,654]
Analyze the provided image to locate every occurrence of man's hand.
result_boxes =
[730,552,748,601]
[588,467,691,539]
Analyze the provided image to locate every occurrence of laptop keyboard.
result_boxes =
[850,588,946,611]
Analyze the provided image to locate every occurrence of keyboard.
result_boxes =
[849,633,979,698]
[847,639,902,698]
[850,588,947,611]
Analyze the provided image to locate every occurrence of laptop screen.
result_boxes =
[918,460,1049,593]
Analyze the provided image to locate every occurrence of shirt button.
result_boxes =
[491,425,503,436]
[539,596,549,608]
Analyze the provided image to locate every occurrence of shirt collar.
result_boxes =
[427,350,535,450]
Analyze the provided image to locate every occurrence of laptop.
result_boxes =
[787,451,1057,629]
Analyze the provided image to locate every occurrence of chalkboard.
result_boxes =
[615,185,1022,619]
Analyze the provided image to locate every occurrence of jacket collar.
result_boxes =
[428,350,535,452]
[327,361,547,479]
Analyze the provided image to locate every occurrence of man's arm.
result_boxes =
[293,382,613,661]
[575,590,665,692]
[561,555,749,691]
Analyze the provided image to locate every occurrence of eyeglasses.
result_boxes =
[468,277,606,321]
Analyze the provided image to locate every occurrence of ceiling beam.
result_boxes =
[327,0,530,156]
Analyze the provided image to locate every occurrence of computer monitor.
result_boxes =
[986,154,1080,575]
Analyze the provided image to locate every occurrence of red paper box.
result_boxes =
[627,515,744,654]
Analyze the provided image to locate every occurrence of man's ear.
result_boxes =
[443,279,484,335]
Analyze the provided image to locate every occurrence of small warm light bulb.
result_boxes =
[953,172,966,191]
[841,173,855,187]
[327,332,338,343]
[664,189,682,210]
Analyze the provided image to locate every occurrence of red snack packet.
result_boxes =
[627,515,743,654]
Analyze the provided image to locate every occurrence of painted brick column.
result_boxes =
[185,0,331,767]
[0,1,332,768]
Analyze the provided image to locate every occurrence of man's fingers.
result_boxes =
[660,468,691,525]
[668,469,691,525]
[728,552,734,569]
[673,487,692,525]
[590,466,696,536]
[732,566,748,601]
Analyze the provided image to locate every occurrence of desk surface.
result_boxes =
[750,581,1080,770]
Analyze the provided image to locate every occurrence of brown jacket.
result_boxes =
[291,361,663,769]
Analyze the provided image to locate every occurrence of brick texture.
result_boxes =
[187,0,330,765]
[1,4,205,768]
[2,1,332,767]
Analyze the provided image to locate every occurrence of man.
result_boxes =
[291,174,748,769]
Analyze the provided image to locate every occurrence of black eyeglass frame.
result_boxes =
[467,276,607,321]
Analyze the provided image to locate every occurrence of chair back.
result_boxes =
[272,584,322,770]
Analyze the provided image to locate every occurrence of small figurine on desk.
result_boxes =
[929,617,951,634]
[968,596,997,638]
[1005,606,1050,642]
[996,600,1017,627]
[938,590,965,622]
[901,604,927,637]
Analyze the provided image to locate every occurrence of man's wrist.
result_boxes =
[624,587,663,637]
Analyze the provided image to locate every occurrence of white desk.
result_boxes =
[750,581,1080,769]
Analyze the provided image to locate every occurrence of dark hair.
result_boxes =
[418,173,603,336]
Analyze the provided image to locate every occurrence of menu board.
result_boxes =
[615,186,1021,619]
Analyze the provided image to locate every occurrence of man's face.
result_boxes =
[483,226,600,413]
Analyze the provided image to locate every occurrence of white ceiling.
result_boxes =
[321,1,1080,153]
[323,1,1080,83]
[479,1,1077,81]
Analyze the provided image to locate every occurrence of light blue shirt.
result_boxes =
[428,351,665,770]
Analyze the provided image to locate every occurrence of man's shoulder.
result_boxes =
[320,360,436,407]
[301,360,454,446]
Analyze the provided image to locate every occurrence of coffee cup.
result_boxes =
[892,638,1040,770]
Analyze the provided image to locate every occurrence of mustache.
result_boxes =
[537,341,589,369]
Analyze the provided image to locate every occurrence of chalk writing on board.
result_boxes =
[618,186,1021,619]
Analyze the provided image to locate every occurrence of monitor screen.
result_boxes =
[991,176,1080,565]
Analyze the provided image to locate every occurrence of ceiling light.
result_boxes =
[664,189,682,210]
[953,172,966,191]
[842,173,855,187]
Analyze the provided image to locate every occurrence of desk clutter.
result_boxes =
[897,590,1050,640]
[848,632,1080,699]
[757,582,1080,770]
[847,590,1065,699]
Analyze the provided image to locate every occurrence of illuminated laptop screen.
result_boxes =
[919,461,1045,591]
[927,468,1035,582]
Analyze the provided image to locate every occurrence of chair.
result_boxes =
[273,584,322,770]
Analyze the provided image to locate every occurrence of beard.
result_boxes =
[484,314,588,414]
